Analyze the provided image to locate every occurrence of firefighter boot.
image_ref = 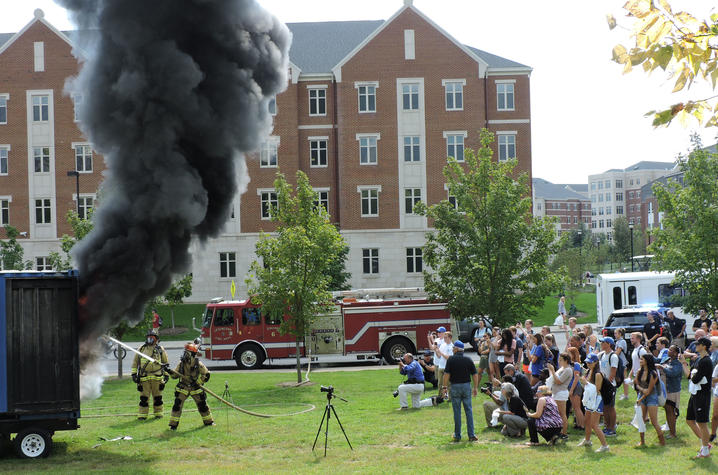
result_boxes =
[196,392,214,426]
[169,392,186,430]
[138,395,150,420]
[153,395,164,418]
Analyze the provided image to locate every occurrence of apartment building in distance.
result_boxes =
[587,161,675,241]
[532,178,590,235]
[0,10,104,270]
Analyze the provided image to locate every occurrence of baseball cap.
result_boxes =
[437,326,446,333]
[599,336,615,346]
[585,353,599,364]
[453,340,464,349]
[423,350,432,356]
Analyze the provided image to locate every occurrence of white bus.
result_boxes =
[596,271,688,326]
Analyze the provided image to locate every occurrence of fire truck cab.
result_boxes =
[199,289,453,369]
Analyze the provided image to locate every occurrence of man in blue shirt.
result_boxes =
[396,353,425,410]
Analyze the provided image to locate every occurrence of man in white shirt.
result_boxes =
[630,332,648,380]
[598,336,619,436]
[431,327,448,391]
[435,331,454,399]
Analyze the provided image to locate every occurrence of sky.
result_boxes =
[1,0,716,184]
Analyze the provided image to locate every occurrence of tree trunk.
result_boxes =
[117,349,123,379]
[171,307,176,329]
[295,338,302,383]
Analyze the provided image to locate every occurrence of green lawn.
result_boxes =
[532,287,597,327]
[1,368,715,473]
[121,303,206,342]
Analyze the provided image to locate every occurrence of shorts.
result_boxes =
[666,391,680,406]
[600,383,616,407]
[553,389,569,402]
[687,393,711,423]
[571,382,584,398]
[641,391,658,407]
[586,398,604,414]
[478,356,489,370]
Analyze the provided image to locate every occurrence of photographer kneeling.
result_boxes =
[395,353,425,410]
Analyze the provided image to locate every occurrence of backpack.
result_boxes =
[610,351,625,387]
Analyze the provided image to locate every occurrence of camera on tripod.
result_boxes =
[320,385,334,395]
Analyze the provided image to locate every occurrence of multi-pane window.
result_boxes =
[360,188,379,217]
[629,204,635,213]
[591,220,596,229]
[591,182,596,191]
[606,206,612,215]
[636,178,641,185]
[406,248,423,273]
[268,96,277,115]
[599,207,604,215]
[308,88,326,116]
[598,181,604,190]
[599,220,604,228]
[604,180,611,188]
[313,190,329,212]
[448,194,458,210]
[497,134,516,161]
[0,95,7,124]
[357,83,377,113]
[628,191,635,199]
[33,147,50,173]
[0,148,7,175]
[605,192,611,202]
[606,219,612,228]
[358,135,378,165]
[35,198,51,224]
[636,203,641,211]
[404,188,421,214]
[616,205,624,215]
[402,83,419,110]
[309,138,327,167]
[35,257,52,271]
[32,95,49,122]
[496,82,514,110]
[444,81,463,110]
[260,139,278,167]
[72,94,82,122]
[403,136,420,162]
[598,194,603,202]
[78,196,93,220]
[260,191,277,219]
[446,134,465,161]
[615,179,623,188]
[616,192,623,201]
[219,252,236,278]
[0,199,8,225]
[75,144,93,172]
[636,190,641,198]
[362,248,379,275]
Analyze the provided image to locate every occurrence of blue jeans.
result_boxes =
[450,382,474,439]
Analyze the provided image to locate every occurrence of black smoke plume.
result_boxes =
[57,0,290,342]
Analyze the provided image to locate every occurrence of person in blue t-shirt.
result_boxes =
[529,333,551,385]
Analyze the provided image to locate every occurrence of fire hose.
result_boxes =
[105,336,314,418]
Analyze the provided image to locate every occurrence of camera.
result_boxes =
[392,390,399,398]
[320,385,334,394]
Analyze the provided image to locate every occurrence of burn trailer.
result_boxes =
[0,270,80,458]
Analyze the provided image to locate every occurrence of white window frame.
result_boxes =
[72,142,93,173]
[0,94,8,125]
[357,185,381,217]
[35,256,52,271]
[496,132,516,162]
[34,198,52,225]
[33,146,50,174]
[32,95,49,122]
[219,252,236,278]
[403,136,421,162]
[496,80,515,111]
[257,188,278,220]
[76,194,95,220]
[313,187,329,212]
[259,137,279,168]
[0,196,10,226]
[406,247,423,273]
[308,136,328,168]
[443,131,467,162]
[356,133,379,165]
[355,81,378,113]
[362,248,379,275]
[442,79,465,111]
[404,188,422,215]
[308,86,327,116]
[0,145,9,175]
[401,83,419,110]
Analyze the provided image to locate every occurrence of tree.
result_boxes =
[609,0,718,127]
[650,143,718,312]
[246,171,348,383]
[326,243,351,291]
[416,129,563,328]
[163,273,193,328]
[0,226,31,270]
[612,216,633,263]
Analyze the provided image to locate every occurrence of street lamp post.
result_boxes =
[577,230,582,284]
[629,220,635,272]
[67,170,80,216]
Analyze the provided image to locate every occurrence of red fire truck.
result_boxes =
[197,288,453,369]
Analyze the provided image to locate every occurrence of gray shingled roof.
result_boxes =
[533,178,589,200]
[464,45,529,69]
[0,32,14,47]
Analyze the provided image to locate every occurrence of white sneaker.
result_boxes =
[595,445,610,453]
[661,423,669,432]
[577,439,592,447]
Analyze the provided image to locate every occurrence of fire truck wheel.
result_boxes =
[14,428,52,458]
[234,344,265,370]
[382,337,416,364]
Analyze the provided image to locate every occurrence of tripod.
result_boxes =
[312,386,352,456]
[221,381,233,429]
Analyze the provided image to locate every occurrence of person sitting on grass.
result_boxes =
[525,386,564,446]
[577,353,610,452]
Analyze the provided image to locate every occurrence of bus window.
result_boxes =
[627,286,637,306]
[242,307,261,326]
[612,287,622,310]
[214,308,235,326]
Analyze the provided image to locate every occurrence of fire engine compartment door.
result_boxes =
[309,313,343,355]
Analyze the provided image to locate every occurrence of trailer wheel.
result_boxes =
[234,344,265,370]
[382,337,416,364]
[14,428,52,458]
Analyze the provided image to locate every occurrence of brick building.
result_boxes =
[532,178,590,235]
[1,3,532,302]
[0,10,104,270]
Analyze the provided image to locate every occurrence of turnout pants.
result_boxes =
[169,386,214,428]
[138,377,164,419]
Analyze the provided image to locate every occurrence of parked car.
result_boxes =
[600,306,672,353]
[455,316,493,350]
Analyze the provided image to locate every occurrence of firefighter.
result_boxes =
[131,329,169,419]
[169,342,214,430]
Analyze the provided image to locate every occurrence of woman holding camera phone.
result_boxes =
[634,353,665,447]
[547,353,573,439]
[577,354,610,452]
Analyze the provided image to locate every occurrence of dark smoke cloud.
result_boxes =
[57,0,290,340]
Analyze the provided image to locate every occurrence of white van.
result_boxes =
[596,271,688,326]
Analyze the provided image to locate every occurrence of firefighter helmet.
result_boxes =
[184,343,199,354]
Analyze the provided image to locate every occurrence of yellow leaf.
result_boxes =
[675,11,699,25]
[676,108,690,127]
[711,68,718,88]
[607,14,617,30]
[658,0,672,15]
[672,67,688,92]
[624,0,653,19]
[612,44,628,63]
[623,60,633,74]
